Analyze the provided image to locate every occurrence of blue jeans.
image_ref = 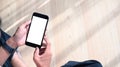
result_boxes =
[0,29,14,67]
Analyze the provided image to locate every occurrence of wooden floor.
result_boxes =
[0,0,120,67]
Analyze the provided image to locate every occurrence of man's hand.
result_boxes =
[33,36,52,67]
[6,21,30,49]
[13,21,30,46]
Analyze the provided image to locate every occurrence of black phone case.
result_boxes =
[25,12,49,48]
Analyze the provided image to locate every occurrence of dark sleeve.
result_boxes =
[62,60,103,67]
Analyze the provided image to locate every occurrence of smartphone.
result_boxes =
[25,12,49,48]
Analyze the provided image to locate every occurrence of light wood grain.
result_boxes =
[0,0,120,67]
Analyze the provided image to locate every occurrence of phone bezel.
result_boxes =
[25,12,49,48]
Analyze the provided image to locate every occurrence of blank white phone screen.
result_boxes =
[27,16,47,45]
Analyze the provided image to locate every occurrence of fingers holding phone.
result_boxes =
[33,36,52,67]
[25,12,49,48]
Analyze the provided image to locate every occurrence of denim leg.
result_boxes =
[0,29,13,67]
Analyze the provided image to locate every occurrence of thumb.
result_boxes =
[21,21,31,28]
[33,47,40,64]
[34,47,40,57]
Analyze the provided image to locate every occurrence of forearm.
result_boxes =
[11,52,27,67]
[11,58,27,67]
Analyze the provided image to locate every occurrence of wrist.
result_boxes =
[6,37,18,49]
